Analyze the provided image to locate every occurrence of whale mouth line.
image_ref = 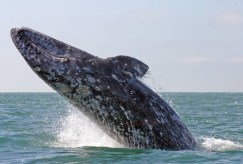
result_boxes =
[11,28,70,60]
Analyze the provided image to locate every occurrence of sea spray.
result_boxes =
[54,105,124,148]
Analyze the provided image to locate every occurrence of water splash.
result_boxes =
[54,105,124,148]
[139,71,178,110]
[139,71,167,93]
[200,137,243,151]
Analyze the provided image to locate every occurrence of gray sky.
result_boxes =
[1,0,243,92]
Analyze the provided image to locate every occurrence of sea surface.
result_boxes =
[0,92,242,163]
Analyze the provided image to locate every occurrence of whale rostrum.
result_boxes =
[11,27,196,150]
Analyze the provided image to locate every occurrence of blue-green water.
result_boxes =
[0,93,242,163]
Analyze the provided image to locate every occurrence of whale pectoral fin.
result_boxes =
[110,55,149,77]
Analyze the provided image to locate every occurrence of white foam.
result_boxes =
[54,106,124,148]
[200,137,243,151]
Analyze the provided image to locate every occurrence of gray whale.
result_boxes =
[11,27,196,150]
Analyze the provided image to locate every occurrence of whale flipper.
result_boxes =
[108,55,149,77]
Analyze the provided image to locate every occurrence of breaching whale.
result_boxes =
[11,27,196,150]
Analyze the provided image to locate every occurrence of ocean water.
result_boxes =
[0,92,242,163]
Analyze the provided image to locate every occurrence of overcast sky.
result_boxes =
[1,0,243,92]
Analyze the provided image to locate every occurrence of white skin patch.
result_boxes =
[87,75,96,83]
[54,82,72,93]
[121,70,133,77]
[96,96,103,101]
[111,74,125,82]
[33,67,41,72]
[94,86,101,91]
[76,85,91,96]
[172,114,180,121]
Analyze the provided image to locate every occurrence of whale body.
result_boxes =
[11,27,196,150]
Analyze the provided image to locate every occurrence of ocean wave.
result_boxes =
[51,104,243,152]
[200,137,243,151]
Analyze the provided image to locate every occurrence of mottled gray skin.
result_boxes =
[11,27,196,150]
